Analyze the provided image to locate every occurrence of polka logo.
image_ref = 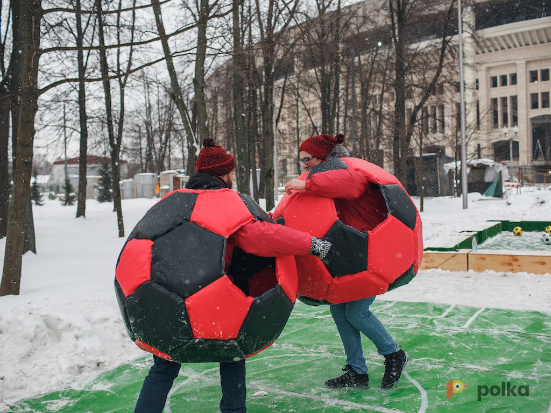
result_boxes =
[447,380,468,399]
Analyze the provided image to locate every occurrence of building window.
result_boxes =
[422,107,429,135]
[531,93,539,109]
[431,106,437,133]
[476,100,480,130]
[476,79,479,90]
[510,73,517,85]
[541,69,550,82]
[500,74,507,86]
[542,92,550,109]
[436,84,444,95]
[530,70,538,83]
[494,141,519,163]
[455,103,461,131]
[491,98,498,128]
[438,105,445,133]
[510,95,518,126]
[501,97,508,127]
[406,108,412,125]
[491,76,498,88]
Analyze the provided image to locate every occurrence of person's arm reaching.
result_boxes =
[285,168,368,199]
[231,220,334,263]
[231,220,311,257]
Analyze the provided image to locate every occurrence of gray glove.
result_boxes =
[308,237,335,264]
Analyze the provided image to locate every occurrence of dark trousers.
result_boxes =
[135,355,246,413]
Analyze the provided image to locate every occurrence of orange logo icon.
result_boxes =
[447,380,468,399]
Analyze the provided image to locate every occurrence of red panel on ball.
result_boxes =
[296,255,332,300]
[185,275,253,340]
[284,192,337,237]
[412,215,423,273]
[116,239,154,297]
[248,266,277,298]
[367,215,414,283]
[191,189,253,237]
[342,157,400,186]
[325,271,388,304]
[275,256,298,302]
[135,339,172,361]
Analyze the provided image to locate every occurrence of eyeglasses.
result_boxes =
[299,156,316,165]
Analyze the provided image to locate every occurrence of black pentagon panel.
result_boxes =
[379,184,417,230]
[228,248,275,296]
[130,192,199,241]
[388,265,415,291]
[307,158,348,179]
[299,296,330,306]
[324,220,368,278]
[274,216,285,226]
[239,194,273,223]
[171,339,246,363]
[125,281,193,354]
[114,279,135,341]
[151,221,226,298]
[236,285,294,354]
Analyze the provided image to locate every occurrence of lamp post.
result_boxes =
[458,0,468,209]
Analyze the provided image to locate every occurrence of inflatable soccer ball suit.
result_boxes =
[114,189,298,363]
[273,157,423,305]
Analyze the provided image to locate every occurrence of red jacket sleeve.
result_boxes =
[231,220,311,257]
[305,168,368,199]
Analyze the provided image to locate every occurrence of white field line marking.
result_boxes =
[400,304,457,319]
[461,307,486,329]
[436,304,456,318]
[404,372,428,413]
[373,301,397,313]
[167,353,427,413]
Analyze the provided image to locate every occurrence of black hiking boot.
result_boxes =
[324,364,370,389]
[381,349,408,389]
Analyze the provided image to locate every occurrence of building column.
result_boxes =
[516,61,528,164]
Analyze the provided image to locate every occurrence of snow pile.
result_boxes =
[0,188,550,406]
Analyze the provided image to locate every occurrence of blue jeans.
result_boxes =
[330,296,399,375]
[135,355,246,413]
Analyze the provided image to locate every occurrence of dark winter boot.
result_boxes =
[381,349,408,389]
[324,364,370,389]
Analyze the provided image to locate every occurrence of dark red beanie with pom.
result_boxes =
[299,134,345,160]
[196,137,235,176]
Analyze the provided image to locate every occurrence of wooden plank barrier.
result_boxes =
[469,250,551,275]
[420,250,470,271]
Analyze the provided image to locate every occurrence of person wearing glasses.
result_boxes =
[284,134,407,391]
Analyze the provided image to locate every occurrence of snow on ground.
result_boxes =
[0,188,550,407]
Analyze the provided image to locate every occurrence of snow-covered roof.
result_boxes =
[443,159,503,174]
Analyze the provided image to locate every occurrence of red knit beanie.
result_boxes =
[196,137,235,176]
[299,134,345,160]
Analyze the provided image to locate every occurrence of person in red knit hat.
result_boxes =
[285,133,407,391]
[135,137,334,413]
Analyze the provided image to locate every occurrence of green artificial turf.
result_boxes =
[9,300,551,413]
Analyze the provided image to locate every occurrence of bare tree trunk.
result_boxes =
[151,0,197,173]
[390,0,407,184]
[1,0,41,296]
[262,47,275,210]
[0,94,9,238]
[193,0,209,142]
[419,132,424,211]
[96,0,124,237]
[75,0,89,218]
[232,0,250,194]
